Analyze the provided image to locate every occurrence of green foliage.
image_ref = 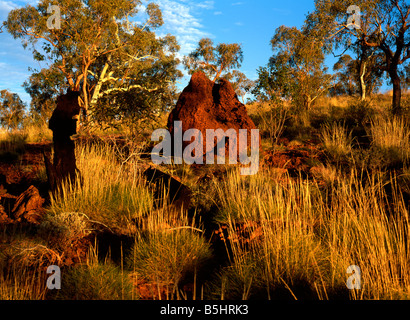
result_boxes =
[0,90,26,130]
[222,70,255,103]
[4,0,182,128]
[254,26,334,110]
[183,38,244,82]
[23,67,68,123]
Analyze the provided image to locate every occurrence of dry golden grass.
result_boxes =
[211,168,410,300]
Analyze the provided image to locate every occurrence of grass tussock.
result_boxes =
[369,116,410,166]
[207,168,410,300]
[2,94,410,300]
[48,143,153,232]
[320,122,354,163]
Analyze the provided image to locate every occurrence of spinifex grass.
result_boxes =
[320,122,354,163]
[369,116,410,164]
[0,264,47,300]
[211,168,410,300]
[126,192,213,300]
[48,143,153,232]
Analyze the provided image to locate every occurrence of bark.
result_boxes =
[359,60,367,101]
[389,67,402,115]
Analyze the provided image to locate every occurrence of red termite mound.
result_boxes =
[46,90,81,191]
[167,71,257,161]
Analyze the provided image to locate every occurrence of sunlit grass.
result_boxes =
[48,143,153,232]
[209,168,410,300]
[369,116,410,164]
[320,122,354,163]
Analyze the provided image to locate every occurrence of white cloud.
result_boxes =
[231,2,244,6]
[0,0,16,11]
[0,0,17,20]
[214,11,222,15]
[196,1,214,10]
[155,0,214,55]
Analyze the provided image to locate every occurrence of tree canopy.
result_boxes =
[306,0,410,114]
[4,0,182,127]
[183,38,244,82]
[0,90,26,130]
[254,26,334,110]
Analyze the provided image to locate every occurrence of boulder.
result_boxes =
[143,166,192,210]
[167,71,257,162]
[11,185,45,224]
[0,204,12,224]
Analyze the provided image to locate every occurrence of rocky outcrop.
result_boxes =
[143,166,192,210]
[11,185,45,224]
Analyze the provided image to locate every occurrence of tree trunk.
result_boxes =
[389,67,402,115]
[359,60,367,101]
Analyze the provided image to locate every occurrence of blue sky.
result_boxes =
[0,0,380,106]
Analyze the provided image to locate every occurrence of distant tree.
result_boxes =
[256,26,334,110]
[306,0,410,114]
[332,53,383,99]
[0,90,26,130]
[252,57,293,104]
[4,0,182,128]
[183,38,244,82]
[23,66,68,125]
[222,70,254,103]
[332,54,357,96]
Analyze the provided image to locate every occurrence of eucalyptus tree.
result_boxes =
[4,0,182,126]
[306,0,410,114]
[183,38,244,82]
[255,26,334,110]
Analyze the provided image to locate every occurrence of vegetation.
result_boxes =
[183,38,244,82]
[0,90,26,130]
[4,0,182,128]
[306,0,410,115]
[1,0,410,302]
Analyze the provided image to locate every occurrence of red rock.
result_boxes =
[11,185,45,224]
[0,204,12,224]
